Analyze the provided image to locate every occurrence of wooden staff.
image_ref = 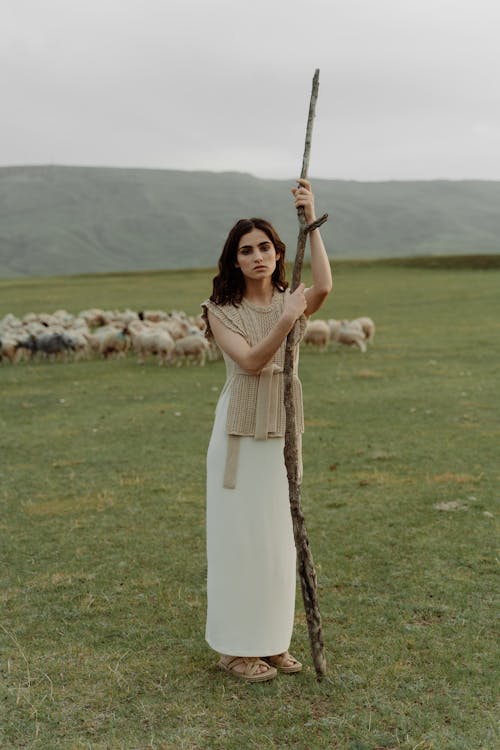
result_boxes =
[283,68,328,680]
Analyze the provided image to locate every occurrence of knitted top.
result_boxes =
[201,291,306,438]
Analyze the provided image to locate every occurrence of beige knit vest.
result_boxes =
[201,291,306,439]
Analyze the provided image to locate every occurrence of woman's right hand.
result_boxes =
[283,283,307,322]
[209,284,308,375]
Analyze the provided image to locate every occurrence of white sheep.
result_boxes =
[143,309,168,323]
[173,334,209,366]
[1,314,22,330]
[350,316,375,343]
[303,320,330,350]
[113,309,139,326]
[328,319,367,353]
[90,326,130,358]
[79,308,112,328]
[0,336,19,364]
[129,324,175,365]
[164,317,191,340]
[1,306,223,366]
[62,331,90,360]
[192,314,206,332]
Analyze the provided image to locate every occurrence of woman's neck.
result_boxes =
[243,279,274,306]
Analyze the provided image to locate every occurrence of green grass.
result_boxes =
[1,264,499,749]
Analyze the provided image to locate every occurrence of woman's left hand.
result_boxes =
[291,178,316,224]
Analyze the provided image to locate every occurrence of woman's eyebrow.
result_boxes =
[238,240,271,251]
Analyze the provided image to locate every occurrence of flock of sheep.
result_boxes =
[303,317,375,352]
[0,307,375,366]
[0,308,212,366]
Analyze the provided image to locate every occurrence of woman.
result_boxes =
[202,179,332,682]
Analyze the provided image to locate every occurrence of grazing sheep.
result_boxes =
[113,309,139,326]
[173,334,209,366]
[193,314,206,332]
[1,306,222,366]
[83,331,103,355]
[83,326,129,359]
[16,334,38,359]
[328,319,367,353]
[79,308,111,328]
[62,332,90,360]
[36,332,72,359]
[164,318,190,340]
[0,337,19,364]
[22,313,38,325]
[71,317,90,332]
[129,326,175,365]
[303,320,330,350]
[52,309,75,328]
[143,309,168,323]
[350,316,375,343]
[1,314,22,330]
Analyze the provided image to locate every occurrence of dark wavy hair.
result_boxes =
[210,218,288,306]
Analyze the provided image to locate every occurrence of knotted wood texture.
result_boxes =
[283,69,328,680]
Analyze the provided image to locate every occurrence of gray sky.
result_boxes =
[2,0,499,180]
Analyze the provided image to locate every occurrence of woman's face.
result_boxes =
[235,228,279,282]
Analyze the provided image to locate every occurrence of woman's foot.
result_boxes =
[263,651,302,674]
[218,654,277,682]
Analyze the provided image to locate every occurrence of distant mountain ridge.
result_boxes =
[1,165,499,277]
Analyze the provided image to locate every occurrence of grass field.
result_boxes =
[1,263,499,749]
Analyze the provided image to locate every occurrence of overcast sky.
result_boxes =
[2,0,499,180]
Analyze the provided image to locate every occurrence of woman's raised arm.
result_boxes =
[292,178,332,317]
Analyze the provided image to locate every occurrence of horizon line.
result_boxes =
[1,163,500,184]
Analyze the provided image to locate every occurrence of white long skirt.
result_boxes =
[205,383,296,656]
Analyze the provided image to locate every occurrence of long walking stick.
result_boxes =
[283,69,328,680]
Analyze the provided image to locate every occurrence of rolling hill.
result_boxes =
[0,165,499,277]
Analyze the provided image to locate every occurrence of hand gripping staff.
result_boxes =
[283,69,328,680]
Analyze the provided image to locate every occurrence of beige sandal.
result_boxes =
[263,652,302,674]
[218,656,277,683]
